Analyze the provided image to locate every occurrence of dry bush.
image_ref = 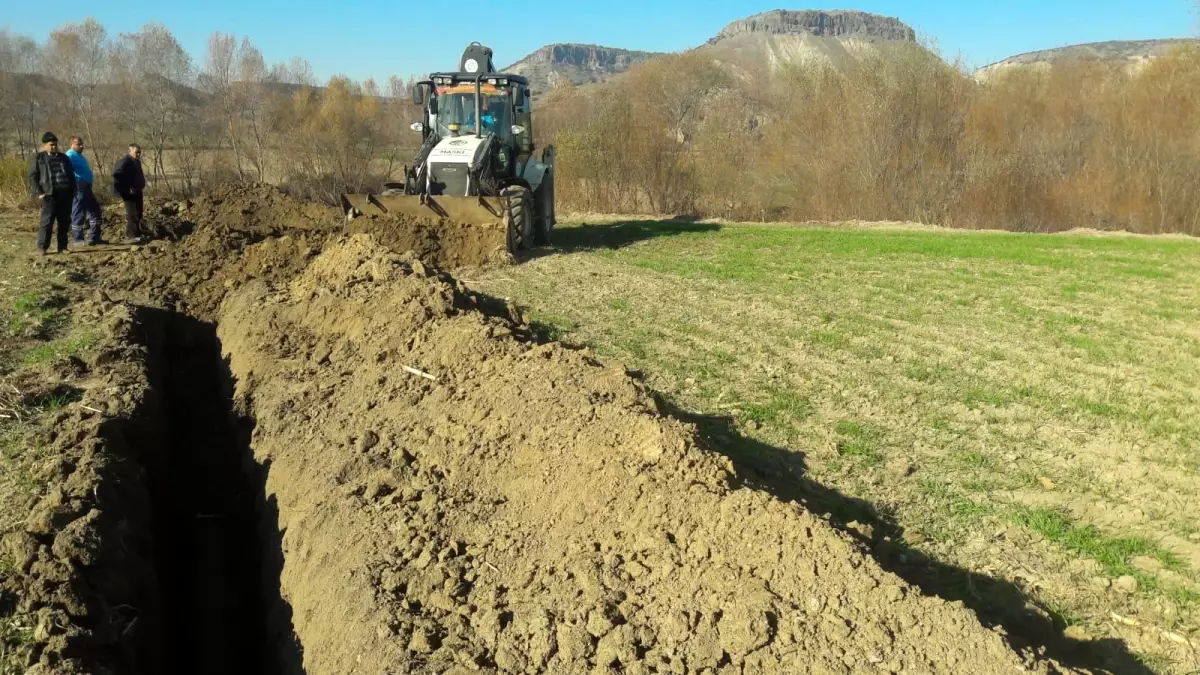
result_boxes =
[0,156,29,209]
[545,43,1200,235]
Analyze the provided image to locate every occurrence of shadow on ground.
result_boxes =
[529,219,721,257]
[652,396,1152,675]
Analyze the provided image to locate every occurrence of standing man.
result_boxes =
[26,132,76,255]
[112,144,146,244]
[65,136,105,245]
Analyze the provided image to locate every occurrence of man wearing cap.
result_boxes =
[66,136,105,245]
[26,132,76,255]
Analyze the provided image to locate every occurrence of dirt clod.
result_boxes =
[1116,575,1139,594]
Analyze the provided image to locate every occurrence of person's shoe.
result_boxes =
[38,248,47,256]
[88,239,109,246]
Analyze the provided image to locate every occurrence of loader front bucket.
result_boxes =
[339,191,512,267]
[342,192,506,226]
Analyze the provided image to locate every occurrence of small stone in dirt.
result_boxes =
[1063,625,1091,641]
[1115,575,1138,594]
[408,627,439,653]
[1090,577,1111,591]
[886,457,915,477]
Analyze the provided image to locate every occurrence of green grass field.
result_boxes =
[476,218,1200,670]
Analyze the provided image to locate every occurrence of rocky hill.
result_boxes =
[505,43,661,97]
[974,38,1199,80]
[709,9,917,44]
[698,9,924,74]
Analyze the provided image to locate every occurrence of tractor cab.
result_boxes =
[409,42,536,184]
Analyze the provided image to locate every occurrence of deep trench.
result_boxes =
[143,308,289,674]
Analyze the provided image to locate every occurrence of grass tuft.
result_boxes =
[1008,506,1164,579]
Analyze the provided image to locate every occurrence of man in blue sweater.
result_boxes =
[66,136,104,245]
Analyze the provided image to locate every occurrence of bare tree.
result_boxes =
[199,32,243,180]
[236,38,274,182]
[42,18,114,168]
[113,23,196,191]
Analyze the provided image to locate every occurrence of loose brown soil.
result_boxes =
[1,299,164,674]
[347,213,513,270]
[216,235,1071,674]
[2,186,1088,674]
[89,184,511,318]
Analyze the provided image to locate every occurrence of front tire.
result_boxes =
[503,185,534,254]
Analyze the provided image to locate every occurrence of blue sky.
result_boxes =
[4,1,1195,82]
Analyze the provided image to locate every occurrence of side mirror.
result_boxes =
[412,85,424,106]
[511,125,526,136]
[411,122,425,133]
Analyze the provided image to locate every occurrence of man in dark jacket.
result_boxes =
[26,132,76,255]
[112,144,147,244]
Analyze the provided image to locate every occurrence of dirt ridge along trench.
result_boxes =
[92,182,512,322]
[1,300,165,674]
[2,298,287,674]
[214,234,1075,674]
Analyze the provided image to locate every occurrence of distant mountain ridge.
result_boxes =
[974,39,1198,80]
[504,44,661,96]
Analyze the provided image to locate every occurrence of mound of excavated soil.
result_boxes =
[217,236,1070,674]
[347,214,513,270]
[94,185,511,317]
[170,183,341,237]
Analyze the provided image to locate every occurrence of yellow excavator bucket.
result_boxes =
[339,191,511,267]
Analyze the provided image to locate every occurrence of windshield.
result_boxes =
[435,86,510,139]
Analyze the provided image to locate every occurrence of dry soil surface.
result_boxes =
[216,234,1073,674]
[2,185,1084,674]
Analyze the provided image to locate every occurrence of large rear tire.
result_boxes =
[503,185,534,254]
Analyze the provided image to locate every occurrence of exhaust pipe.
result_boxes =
[475,72,484,139]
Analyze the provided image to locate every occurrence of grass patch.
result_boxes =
[740,388,812,428]
[834,419,885,466]
[5,291,67,339]
[1008,506,1164,579]
[21,331,98,365]
[482,218,1200,664]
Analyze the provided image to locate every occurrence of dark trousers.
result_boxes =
[71,181,103,243]
[123,193,144,239]
[38,193,73,252]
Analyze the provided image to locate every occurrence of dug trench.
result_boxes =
[14,184,1133,673]
[143,307,277,675]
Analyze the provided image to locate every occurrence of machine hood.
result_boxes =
[426,135,488,167]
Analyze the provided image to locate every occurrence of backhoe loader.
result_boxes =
[341,42,556,255]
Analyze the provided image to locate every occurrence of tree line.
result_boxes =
[2,18,1198,235]
[0,19,421,205]
[537,42,1200,235]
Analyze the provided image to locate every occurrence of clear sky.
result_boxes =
[3,1,1196,82]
